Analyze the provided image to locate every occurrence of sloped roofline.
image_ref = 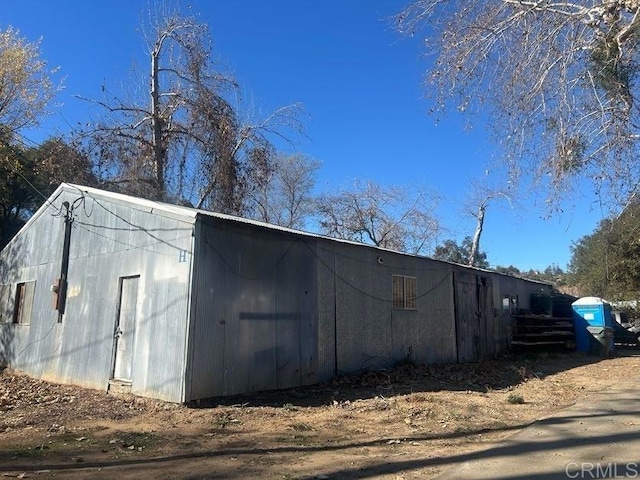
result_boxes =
[66,183,324,237]
[1,183,68,252]
[2,183,552,286]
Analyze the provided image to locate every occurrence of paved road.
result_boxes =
[437,374,640,479]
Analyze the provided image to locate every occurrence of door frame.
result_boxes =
[110,275,140,382]
[453,271,493,363]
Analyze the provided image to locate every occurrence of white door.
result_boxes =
[113,276,139,381]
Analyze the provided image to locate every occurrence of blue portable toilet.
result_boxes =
[571,297,615,355]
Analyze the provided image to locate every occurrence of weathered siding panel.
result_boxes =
[412,263,457,364]
[454,270,496,362]
[0,186,194,402]
[333,244,390,373]
[329,243,458,374]
[315,241,337,382]
[480,275,496,358]
[2,184,557,403]
[274,237,318,390]
[187,218,319,399]
[185,222,226,399]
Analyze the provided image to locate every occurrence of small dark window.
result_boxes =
[0,284,9,323]
[13,281,35,326]
[502,295,518,314]
[392,275,417,310]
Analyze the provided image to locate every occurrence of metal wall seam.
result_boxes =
[182,217,200,402]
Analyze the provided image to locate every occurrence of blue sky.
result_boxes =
[3,0,603,270]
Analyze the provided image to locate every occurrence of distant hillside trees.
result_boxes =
[430,236,570,289]
[495,264,568,289]
[568,201,640,300]
[433,237,489,268]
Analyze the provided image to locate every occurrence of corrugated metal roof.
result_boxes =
[64,183,386,248]
[5,183,551,287]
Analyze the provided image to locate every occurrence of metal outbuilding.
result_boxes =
[0,184,551,402]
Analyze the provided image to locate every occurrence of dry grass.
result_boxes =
[0,352,638,479]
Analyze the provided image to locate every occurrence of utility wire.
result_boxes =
[300,237,453,304]
[5,135,456,304]
[0,134,66,218]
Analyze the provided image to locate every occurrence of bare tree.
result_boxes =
[397,1,640,212]
[78,6,302,213]
[316,180,441,255]
[463,180,512,267]
[0,27,59,133]
[246,154,321,229]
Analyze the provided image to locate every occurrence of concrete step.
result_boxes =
[108,379,132,396]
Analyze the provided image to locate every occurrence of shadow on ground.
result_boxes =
[1,406,639,479]
[192,351,629,409]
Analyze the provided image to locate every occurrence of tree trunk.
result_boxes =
[150,44,165,197]
[469,204,486,267]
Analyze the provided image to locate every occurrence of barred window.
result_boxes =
[392,275,417,310]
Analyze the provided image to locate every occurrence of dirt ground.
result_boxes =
[1,351,639,480]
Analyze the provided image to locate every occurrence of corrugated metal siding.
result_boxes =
[0,187,194,402]
[186,220,225,399]
[314,241,337,382]
[1,184,557,402]
[187,218,319,399]
[333,245,390,373]
[274,236,318,389]
[132,272,191,401]
[328,242,458,374]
